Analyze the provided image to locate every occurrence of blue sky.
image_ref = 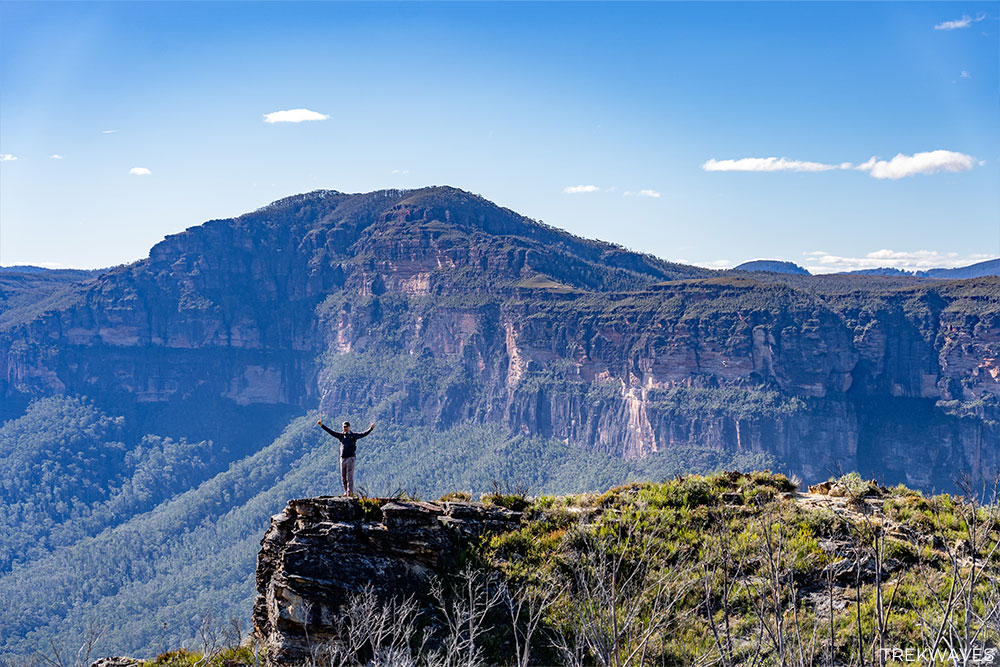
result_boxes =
[1,1,997,273]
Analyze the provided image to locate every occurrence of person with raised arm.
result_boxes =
[317,419,375,497]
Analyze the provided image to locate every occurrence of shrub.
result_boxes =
[831,472,879,501]
[748,470,797,492]
[656,477,716,508]
[884,536,918,565]
[800,508,841,538]
[144,650,202,667]
[356,496,384,522]
[210,646,258,667]
[481,492,530,512]
[439,491,472,502]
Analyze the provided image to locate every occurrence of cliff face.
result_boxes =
[0,188,699,409]
[317,273,1000,489]
[1,187,998,489]
[253,496,521,664]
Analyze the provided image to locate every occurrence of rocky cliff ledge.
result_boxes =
[252,496,522,664]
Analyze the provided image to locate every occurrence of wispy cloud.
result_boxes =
[563,185,601,194]
[960,70,971,79]
[263,108,329,123]
[802,249,993,274]
[855,150,977,179]
[624,189,661,198]
[129,167,151,176]
[702,157,843,172]
[101,129,118,134]
[392,169,409,175]
[934,13,986,30]
[50,154,64,160]
[0,154,17,162]
[704,150,979,179]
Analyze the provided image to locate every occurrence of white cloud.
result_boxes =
[855,150,977,179]
[392,169,409,175]
[263,108,329,123]
[961,70,971,79]
[855,156,877,171]
[934,13,986,30]
[801,249,993,274]
[624,189,661,198]
[129,167,151,176]
[705,150,978,180]
[101,129,118,134]
[50,154,64,160]
[563,185,601,194]
[0,154,17,162]
[702,157,839,172]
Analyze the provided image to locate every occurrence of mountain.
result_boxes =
[1,186,998,658]
[732,259,810,275]
[4,187,996,490]
[0,266,103,338]
[842,267,914,277]
[0,265,105,277]
[843,258,1000,280]
[922,257,1000,279]
[731,258,1000,280]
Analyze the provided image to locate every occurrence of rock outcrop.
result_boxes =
[88,658,141,667]
[253,496,521,664]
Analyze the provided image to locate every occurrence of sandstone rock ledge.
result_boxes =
[252,496,522,664]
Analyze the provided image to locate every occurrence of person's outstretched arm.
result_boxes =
[357,422,375,438]
[317,420,341,437]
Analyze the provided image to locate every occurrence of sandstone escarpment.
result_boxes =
[253,496,521,664]
[316,273,1000,489]
[2,188,998,491]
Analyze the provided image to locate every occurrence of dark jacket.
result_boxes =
[320,424,373,458]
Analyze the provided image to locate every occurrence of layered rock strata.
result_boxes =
[252,496,521,664]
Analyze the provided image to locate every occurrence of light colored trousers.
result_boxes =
[340,456,356,496]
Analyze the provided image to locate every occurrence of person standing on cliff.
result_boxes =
[317,419,374,497]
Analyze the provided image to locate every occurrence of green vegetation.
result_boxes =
[356,496,386,522]
[0,406,778,661]
[462,474,1000,665]
[937,396,1000,427]
[827,471,882,502]
[128,473,1000,667]
[515,274,579,293]
[0,396,217,572]
[0,270,96,332]
[647,385,808,421]
[141,650,204,667]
